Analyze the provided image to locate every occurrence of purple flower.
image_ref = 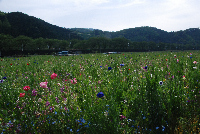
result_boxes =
[55,97,59,103]
[46,101,50,106]
[49,106,54,112]
[120,115,126,120]
[3,77,7,79]
[0,80,3,83]
[32,89,37,96]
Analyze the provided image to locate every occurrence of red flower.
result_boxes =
[10,63,12,65]
[166,59,168,61]
[20,93,25,97]
[27,63,29,65]
[23,86,30,91]
[51,73,57,79]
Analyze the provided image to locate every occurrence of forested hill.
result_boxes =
[70,27,200,45]
[0,11,82,40]
[0,11,200,46]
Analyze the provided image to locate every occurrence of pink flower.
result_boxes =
[71,78,77,84]
[40,82,48,88]
[51,73,57,79]
[193,61,197,64]
[23,86,30,91]
[177,59,179,63]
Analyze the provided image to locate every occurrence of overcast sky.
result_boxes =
[0,0,199,32]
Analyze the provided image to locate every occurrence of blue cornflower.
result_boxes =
[156,127,159,129]
[108,67,112,70]
[85,124,89,127]
[3,77,6,79]
[162,126,165,131]
[81,119,86,123]
[120,64,124,66]
[97,92,104,98]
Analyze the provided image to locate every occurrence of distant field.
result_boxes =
[0,51,200,133]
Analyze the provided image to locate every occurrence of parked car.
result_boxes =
[57,51,68,56]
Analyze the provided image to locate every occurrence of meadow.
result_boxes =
[0,51,200,134]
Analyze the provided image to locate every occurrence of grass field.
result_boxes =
[0,51,200,133]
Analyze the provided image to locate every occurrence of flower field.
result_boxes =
[0,51,200,133]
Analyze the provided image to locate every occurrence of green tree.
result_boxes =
[14,35,32,51]
[0,34,14,51]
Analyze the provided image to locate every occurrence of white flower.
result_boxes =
[38,98,42,102]
[159,81,163,85]
[193,67,197,69]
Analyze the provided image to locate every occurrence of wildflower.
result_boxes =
[0,80,3,83]
[2,77,6,79]
[120,64,124,66]
[40,82,48,88]
[71,78,77,84]
[27,63,29,65]
[57,83,61,86]
[183,76,186,80]
[97,92,104,98]
[193,61,197,64]
[20,93,25,97]
[159,81,163,85]
[49,106,55,112]
[143,66,147,70]
[120,115,126,120]
[51,73,57,79]
[46,101,50,106]
[166,59,168,61]
[193,67,197,69]
[38,98,42,102]
[32,89,37,96]
[177,59,179,63]
[23,86,30,91]
[108,67,112,70]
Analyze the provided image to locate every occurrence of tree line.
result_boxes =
[1,34,199,53]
